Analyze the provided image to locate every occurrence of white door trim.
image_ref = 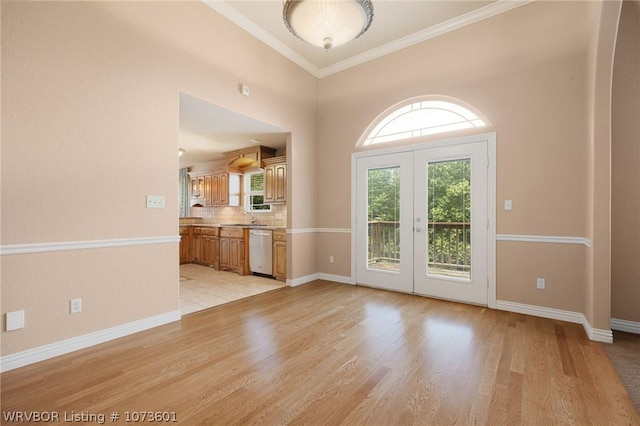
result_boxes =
[351,132,496,308]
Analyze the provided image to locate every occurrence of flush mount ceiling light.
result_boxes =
[283,0,374,51]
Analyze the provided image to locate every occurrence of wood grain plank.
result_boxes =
[2,281,638,425]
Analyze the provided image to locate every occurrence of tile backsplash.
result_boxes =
[187,204,287,227]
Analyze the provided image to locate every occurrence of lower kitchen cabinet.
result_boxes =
[179,226,192,264]
[190,227,218,267]
[273,229,286,281]
[218,227,249,275]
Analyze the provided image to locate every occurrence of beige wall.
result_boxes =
[1,0,630,359]
[612,0,640,323]
[317,1,617,325]
[1,2,318,356]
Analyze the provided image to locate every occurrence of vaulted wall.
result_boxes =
[317,0,621,334]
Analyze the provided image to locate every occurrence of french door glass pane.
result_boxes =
[368,167,400,272]
[427,159,471,280]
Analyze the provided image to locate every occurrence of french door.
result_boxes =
[355,140,489,305]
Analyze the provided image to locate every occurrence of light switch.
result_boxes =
[504,200,513,211]
[6,310,25,331]
[146,195,165,209]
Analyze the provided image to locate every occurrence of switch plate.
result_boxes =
[504,200,513,211]
[329,256,334,264]
[70,298,82,314]
[6,310,25,331]
[536,278,545,289]
[146,195,165,209]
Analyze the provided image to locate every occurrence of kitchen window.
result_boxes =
[245,171,271,212]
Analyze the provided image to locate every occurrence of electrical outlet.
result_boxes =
[329,256,334,264]
[70,298,82,314]
[6,310,25,331]
[536,278,545,290]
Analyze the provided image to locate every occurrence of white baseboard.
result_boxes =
[287,273,354,287]
[611,318,640,334]
[495,300,613,343]
[287,273,320,287]
[317,273,355,285]
[0,310,181,373]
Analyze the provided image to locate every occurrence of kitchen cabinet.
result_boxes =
[263,157,287,204]
[191,176,204,199]
[188,171,240,207]
[179,226,192,264]
[201,234,217,266]
[191,227,218,267]
[273,229,286,281]
[218,227,249,275]
[204,175,212,205]
[191,229,202,263]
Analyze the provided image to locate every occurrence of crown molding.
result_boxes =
[202,0,320,77]
[204,0,533,79]
[318,0,533,78]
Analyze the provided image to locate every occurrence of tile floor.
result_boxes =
[179,263,286,315]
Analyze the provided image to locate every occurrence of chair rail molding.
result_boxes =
[496,234,592,247]
[0,236,180,256]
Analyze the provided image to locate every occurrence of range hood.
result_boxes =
[227,156,261,172]
[225,145,277,174]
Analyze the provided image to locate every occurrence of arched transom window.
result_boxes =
[364,99,487,146]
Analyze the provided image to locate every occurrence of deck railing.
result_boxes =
[368,220,471,272]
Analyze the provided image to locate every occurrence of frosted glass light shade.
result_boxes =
[283,0,374,50]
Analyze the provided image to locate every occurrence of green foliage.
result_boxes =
[366,160,472,269]
[367,167,400,221]
[366,160,471,223]
[427,160,470,223]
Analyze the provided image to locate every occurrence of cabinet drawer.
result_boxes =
[192,226,217,236]
[273,230,287,242]
[200,227,218,236]
[220,227,244,238]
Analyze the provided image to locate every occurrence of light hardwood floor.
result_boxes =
[2,281,638,425]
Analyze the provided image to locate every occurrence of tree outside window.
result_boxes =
[245,172,271,212]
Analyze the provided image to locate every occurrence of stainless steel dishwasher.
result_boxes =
[249,229,273,276]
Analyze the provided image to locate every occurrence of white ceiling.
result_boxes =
[180,0,530,168]
[179,93,288,168]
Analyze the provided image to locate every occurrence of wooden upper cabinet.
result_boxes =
[204,175,212,205]
[218,173,228,205]
[188,171,240,207]
[264,157,287,204]
[211,174,220,204]
[191,176,204,199]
